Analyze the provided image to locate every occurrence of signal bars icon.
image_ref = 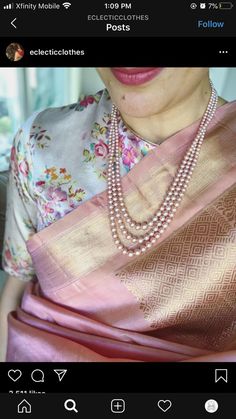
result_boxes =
[3,3,14,9]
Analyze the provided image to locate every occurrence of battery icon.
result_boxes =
[219,2,234,9]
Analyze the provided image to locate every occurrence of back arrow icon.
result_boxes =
[11,18,17,28]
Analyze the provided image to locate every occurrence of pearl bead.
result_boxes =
[108,88,217,256]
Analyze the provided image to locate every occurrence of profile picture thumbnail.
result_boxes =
[6,42,25,61]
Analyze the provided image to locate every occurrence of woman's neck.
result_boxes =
[120,78,223,144]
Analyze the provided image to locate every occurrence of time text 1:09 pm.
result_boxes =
[104,3,132,9]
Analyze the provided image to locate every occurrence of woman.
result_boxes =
[6,43,24,62]
[0,67,236,362]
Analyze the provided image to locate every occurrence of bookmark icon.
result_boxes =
[54,369,67,382]
[215,369,228,383]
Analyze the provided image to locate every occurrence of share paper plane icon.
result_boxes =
[54,369,67,382]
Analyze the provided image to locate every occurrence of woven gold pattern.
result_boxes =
[117,186,236,350]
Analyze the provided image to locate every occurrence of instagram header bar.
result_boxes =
[0,1,235,37]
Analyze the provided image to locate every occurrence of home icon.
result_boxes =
[17,399,32,414]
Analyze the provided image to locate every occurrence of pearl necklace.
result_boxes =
[107,82,218,257]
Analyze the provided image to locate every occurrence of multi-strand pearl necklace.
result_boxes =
[107,82,218,257]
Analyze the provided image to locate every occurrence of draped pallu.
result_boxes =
[7,102,236,361]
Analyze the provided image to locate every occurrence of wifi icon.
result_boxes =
[62,2,71,9]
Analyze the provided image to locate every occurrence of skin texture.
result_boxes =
[97,67,226,143]
[14,49,24,61]
[0,276,27,361]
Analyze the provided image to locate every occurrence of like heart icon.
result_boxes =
[8,369,22,382]
[157,399,172,412]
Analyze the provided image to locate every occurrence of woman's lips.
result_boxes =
[111,67,163,86]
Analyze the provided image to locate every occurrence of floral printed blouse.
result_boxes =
[2,89,155,281]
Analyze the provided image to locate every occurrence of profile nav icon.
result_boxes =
[215,369,228,383]
[54,369,67,382]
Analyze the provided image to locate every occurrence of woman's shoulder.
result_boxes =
[33,88,111,134]
[15,88,111,150]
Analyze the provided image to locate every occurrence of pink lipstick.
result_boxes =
[111,67,163,86]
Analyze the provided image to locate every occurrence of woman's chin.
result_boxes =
[112,98,152,118]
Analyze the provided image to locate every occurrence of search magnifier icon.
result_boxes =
[64,399,78,413]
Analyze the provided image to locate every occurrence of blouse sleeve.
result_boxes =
[2,114,38,281]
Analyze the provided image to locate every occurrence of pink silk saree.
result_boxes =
[7,101,236,362]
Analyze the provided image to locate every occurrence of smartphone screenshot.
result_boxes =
[0,1,236,417]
